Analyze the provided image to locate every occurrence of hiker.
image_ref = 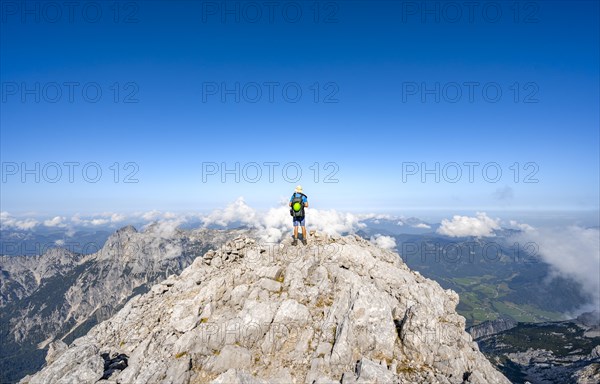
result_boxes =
[289,185,308,245]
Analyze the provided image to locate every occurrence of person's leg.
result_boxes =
[301,217,307,244]
[301,226,308,244]
[292,219,299,245]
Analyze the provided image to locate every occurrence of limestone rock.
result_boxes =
[45,340,68,365]
[23,235,510,384]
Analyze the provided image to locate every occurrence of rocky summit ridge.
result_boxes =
[22,233,510,384]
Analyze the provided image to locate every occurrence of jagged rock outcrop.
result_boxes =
[572,362,600,383]
[1,225,248,383]
[467,318,518,340]
[576,311,600,338]
[22,234,510,384]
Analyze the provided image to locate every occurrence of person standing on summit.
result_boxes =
[289,185,308,245]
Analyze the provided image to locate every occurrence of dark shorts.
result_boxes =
[293,217,305,227]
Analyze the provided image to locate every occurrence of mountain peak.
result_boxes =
[22,234,509,384]
[116,225,138,235]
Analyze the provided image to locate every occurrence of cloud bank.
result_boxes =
[200,197,364,243]
[1,211,39,230]
[515,226,600,312]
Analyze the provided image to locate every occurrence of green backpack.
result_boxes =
[290,193,306,218]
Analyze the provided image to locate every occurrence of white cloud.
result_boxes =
[507,220,535,232]
[201,197,258,227]
[413,223,431,229]
[70,214,83,225]
[102,212,126,223]
[70,212,129,227]
[199,197,366,243]
[138,219,187,260]
[140,210,163,221]
[142,211,179,221]
[11,218,38,230]
[437,212,500,238]
[356,213,394,221]
[142,217,188,238]
[370,234,396,250]
[515,226,600,311]
[259,206,293,243]
[90,218,110,226]
[44,216,67,227]
[1,211,40,230]
[71,214,109,226]
[308,209,365,237]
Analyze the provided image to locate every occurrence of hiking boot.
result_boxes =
[292,238,298,246]
[302,239,308,245]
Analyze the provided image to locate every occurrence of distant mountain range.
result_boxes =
[0,227,113,256]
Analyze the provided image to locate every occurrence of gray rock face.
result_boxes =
[576,311,600,328]
[1,247,84,307]
[22,234,510,384]
[45,340,68,364]
[468,318,518,340]
[27,342,104,384]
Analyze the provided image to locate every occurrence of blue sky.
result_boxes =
[1,0,598,217]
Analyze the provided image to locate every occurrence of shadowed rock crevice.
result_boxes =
[100,352,128,380]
